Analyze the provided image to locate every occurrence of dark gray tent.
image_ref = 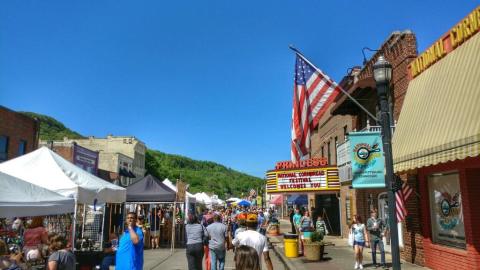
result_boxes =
[126,175,176,202]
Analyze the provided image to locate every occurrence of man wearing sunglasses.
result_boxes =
[116,212,144,270]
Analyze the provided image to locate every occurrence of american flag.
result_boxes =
[396,181,413,222]
[291,54,341,161]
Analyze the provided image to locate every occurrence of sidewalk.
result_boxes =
[267,219,429,270]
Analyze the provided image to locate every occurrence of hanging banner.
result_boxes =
[336,140,352,182]
[349,131,386,188]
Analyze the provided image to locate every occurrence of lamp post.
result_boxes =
[373,55,401,270]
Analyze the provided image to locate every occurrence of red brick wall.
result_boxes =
[51,145,74,162]
[400,172,425,265]
[416,156,480,270]
[0,106,39,160]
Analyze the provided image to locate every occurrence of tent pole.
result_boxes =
[71,201,78,251]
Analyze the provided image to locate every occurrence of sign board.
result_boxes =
[336,140,352,182]
[266,167,339,193]
[176,180,187,202]
[408,6,480,79]
[349,131,386,189]
[73,144,99,175]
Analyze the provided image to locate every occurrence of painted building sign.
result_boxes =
[266,165,340,194]
[73,144,98,175]
[349,131,386,189]
[409,6,480,78]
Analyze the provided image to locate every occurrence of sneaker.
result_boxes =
[354,262,359,269]
[359,264,363,269]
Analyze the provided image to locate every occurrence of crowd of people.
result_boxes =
[185,206,279,270]
[0,216,76,270]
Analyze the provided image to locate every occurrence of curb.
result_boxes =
[268,235,297,270]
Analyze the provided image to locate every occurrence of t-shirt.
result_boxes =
[352,224,366,242]
[185,224,207,245]
[23,227,47,248]
[116,227,144,270]
[293,213,302,227]
[367,217,385,241]
[232,230,269,258]
[48,250,76,270]
[206,222,227,251]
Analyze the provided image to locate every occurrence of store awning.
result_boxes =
[393,32,480,172]
[128,170,136,178]
[119,168,130,177]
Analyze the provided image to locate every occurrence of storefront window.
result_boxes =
[428,172,466,249]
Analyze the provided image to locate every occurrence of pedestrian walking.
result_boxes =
[292,209,302,234]
[234,245,260,270]
[47,234,76,270]
[232,213,273,270]
[206,214,228,270]
[351,215,369,270]
[315,216,328,239]
[185,214,207,270]
[288,209,295,234]
[367,210,386,268]
[116,212,144,270]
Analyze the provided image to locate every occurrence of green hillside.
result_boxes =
[23,111,263,199]
[146,149,263,199]
[21,112,85,140]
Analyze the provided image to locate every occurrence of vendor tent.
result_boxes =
[237,200,251,207]
[194,192,213,208]
[270,195,283,205]
[0,147,126,204]
[287,195,308,205]
[163,179,196,203]
[126,175,176,202]
[0,171,75,218]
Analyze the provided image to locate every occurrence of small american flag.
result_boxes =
[396,180,413,222]
[291,54,341,161]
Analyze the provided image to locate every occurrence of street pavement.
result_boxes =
[143,246,286,270]
[141,219,429,270]
[269,219,429,270]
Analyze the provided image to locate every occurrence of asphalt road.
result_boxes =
[143,246,286,270]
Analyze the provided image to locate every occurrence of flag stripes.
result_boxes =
[396,182,413,222]
[291,53,341,161]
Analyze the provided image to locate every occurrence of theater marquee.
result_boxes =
[266,159,340,193]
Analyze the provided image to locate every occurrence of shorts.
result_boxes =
[151,230,160,237]
[354,241,365,247]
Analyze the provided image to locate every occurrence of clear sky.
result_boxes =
[1,1,478,177]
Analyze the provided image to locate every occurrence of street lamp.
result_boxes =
[373,55,401,270]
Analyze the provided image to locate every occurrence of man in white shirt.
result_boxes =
[232,213,274,270]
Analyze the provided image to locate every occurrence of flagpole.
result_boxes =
[289,45,378,122]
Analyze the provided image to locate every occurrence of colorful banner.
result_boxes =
[349,131,386,189]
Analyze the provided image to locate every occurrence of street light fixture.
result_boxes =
[373,55,401,270]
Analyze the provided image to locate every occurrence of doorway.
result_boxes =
[314,194,340,235]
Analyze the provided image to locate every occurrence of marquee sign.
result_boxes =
[266,166,340,193]
[408,6,480,79]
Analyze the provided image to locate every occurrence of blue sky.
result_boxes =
[1,1,478,177]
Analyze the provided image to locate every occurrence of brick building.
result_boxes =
[393,6,480,269]
[40,137,136,187]
[309,31,418,241]
[0,106,39,162]
[39,140,99,175]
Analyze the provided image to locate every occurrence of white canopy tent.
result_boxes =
[194,192,213,209]
[162,179,196,202]
[0,171,75,218]
[0,147,126,204]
